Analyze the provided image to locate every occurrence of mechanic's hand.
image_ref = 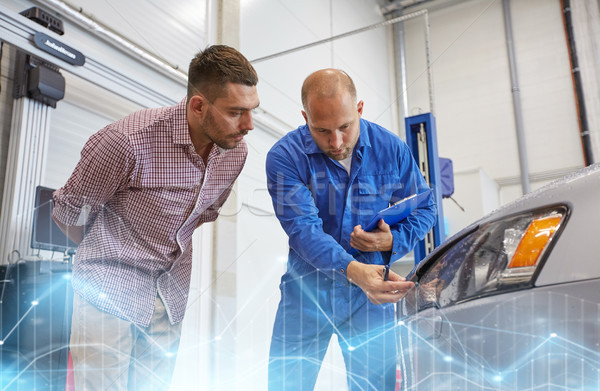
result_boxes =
[346,260,415,305]
[350,219,393,252]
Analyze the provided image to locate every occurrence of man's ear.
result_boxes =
[188,95,206,117]
[301,110,308,124]
[357,100,364,116]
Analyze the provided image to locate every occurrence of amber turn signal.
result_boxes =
[508,216,562,268]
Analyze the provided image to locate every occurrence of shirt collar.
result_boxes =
[303,118,371,157]
[172,97,192,146]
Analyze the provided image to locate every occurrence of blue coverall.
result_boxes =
[266,118,437,390]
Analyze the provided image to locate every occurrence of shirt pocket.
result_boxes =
[354,173,404,219]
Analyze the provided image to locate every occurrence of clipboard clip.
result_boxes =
[390,193,417,208]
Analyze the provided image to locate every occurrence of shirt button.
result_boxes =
[340,268,345,274]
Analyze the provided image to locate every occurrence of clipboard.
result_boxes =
[361,188,432,232]
[348,188,432,256]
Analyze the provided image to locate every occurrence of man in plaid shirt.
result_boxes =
[53,45,259,390]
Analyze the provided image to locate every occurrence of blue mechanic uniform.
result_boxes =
[266,118,436,391]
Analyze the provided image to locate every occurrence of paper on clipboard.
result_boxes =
[361,188,432,232]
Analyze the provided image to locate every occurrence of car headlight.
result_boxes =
[400,206,568,316]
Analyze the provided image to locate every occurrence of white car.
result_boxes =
[397,163,600,390]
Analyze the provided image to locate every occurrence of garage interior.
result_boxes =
[0,0,599,390]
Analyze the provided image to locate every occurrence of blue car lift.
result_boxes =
[405,113,445,264]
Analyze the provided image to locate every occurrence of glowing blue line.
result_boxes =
[1,344,70,391]
[0,304,36,342]
[549,335,600,359]
[399,320,450,359]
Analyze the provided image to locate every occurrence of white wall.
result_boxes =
[401,0,599,233]
[406,0,584,184]
[442,167,499,238]
[241,0,397,132]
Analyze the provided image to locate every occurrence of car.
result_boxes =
[396,163,600,391]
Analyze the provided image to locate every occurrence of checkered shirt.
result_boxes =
[53,98,247,326]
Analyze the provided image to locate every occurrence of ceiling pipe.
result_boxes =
[250,8,435,116]
[502,0,531,194]
[35,0,188,84]
[380,0,433,15]
[251,9,426,62]
[389,8,409,135]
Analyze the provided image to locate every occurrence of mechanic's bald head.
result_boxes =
[301,69,357,111]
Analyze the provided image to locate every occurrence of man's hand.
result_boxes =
[346,260,415,305]
[350,219,393,252]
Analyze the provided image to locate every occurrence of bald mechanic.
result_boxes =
[266,69,436,390]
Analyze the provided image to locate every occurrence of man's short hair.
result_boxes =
[187,45,258,102]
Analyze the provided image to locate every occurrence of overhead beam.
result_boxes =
[0,4,176,108]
